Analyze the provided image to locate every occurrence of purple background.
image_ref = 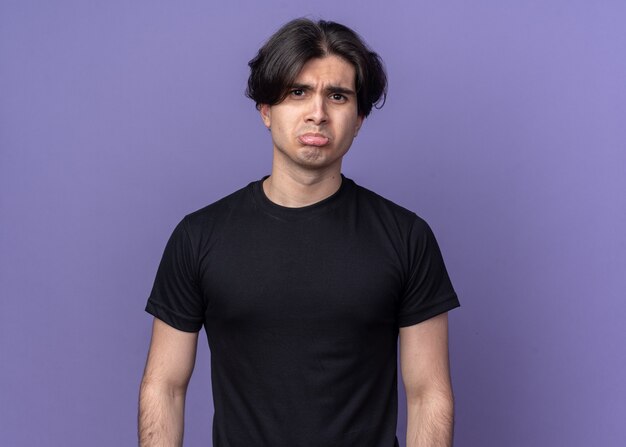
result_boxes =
[1,1,625,446]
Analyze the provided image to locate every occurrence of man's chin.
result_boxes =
[274,145,348,171]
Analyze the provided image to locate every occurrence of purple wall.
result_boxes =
[1,1,625,446]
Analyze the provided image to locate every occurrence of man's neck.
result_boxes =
[262,166,343,208]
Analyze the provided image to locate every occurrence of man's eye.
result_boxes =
[331,93,347,101]
[291,89,305,96]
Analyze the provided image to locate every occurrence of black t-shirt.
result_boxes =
[146,176,459,447]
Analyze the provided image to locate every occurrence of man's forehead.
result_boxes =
[292,55,356,88]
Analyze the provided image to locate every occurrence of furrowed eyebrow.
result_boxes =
[289,83,356,96]
[325,85,356,96]
[290,83,313,92]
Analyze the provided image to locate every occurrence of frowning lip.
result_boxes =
[297,132,330,147]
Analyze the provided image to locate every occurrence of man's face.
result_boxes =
[260,55,364,173]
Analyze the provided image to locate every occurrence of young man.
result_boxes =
[139,18,460,447]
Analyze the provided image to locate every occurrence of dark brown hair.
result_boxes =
[246,18,387,117]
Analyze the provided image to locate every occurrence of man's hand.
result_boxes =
[400,313,454,447]
[138,318,199,446]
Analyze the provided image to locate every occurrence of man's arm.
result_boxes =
[399,312,454,447]
[138,318,199,446]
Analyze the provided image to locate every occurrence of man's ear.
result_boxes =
[355,115,365,137]
[259,104,271,129]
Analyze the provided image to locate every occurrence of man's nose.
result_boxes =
[305,95,328,125]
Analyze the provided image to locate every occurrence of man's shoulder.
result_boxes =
[350,179,423,226]
[349,179,440,254]
[181,180,258,232]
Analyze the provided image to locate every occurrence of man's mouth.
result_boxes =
[297,133,330,147]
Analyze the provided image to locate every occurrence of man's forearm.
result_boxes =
[138,380,186,446]
[405,392,454,447]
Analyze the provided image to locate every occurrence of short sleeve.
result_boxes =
[397,217,460,327]
[145,217,205,332]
